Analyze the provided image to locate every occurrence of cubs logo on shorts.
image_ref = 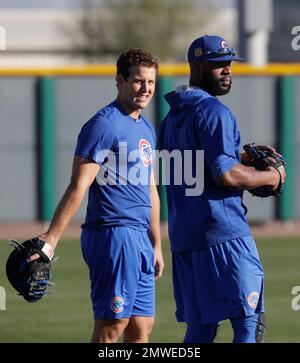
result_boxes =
[110,296,125,313]
[139,139,153,167]
[247,291,259,308]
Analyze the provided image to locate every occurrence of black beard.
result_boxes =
[201,71,232,96]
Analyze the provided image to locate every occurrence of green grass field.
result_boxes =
[0,237,300,343]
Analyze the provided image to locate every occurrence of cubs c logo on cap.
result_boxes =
[110,296,125,313]
[221,40,229,48]
[247,291,259,308]
[139,139,153,167]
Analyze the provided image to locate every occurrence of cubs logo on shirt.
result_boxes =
[247,291,259,308]
[110,296,125,313]
[139,139,153,167]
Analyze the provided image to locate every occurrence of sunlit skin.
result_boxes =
[116,65,157,120]
[190,60,232,96]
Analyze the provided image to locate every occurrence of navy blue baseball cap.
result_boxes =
[188,35,244,62]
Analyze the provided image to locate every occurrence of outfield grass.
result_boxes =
[0,237,300,343]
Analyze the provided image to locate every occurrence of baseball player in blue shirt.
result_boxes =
[158,35,286,343]
[28,48,164,343]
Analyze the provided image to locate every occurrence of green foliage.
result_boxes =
[77,0,212,62]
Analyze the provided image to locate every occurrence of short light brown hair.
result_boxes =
[116,48,159,80]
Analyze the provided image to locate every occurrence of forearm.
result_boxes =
[149,185,162,251]
[149,182,164,279]
[39,182,86,250]
[216,162,279,190]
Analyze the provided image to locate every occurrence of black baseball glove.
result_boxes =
[6,238,55,303]
[242,143,286,198]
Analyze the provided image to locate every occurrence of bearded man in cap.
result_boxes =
[158,35,285,343]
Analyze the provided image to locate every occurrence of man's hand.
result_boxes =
[154,248,164,280]
[243,143,286,197]
[266,163,286,192]
[241,144,278,166]
[27,234,56,262]
[6,238,55,303]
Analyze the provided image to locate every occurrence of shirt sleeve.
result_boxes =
[148,121,157,148]
[74,115,118,164]
[195,100,238,177]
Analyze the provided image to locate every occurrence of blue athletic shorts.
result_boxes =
[81,226,155,319]
[172,235,264,324]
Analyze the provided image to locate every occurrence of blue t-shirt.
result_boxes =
[75,100,156,231]
[158,86,251,251]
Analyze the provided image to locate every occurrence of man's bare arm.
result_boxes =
[149,172,164,280]
[215,162,286,191]
[28,156,99,261]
